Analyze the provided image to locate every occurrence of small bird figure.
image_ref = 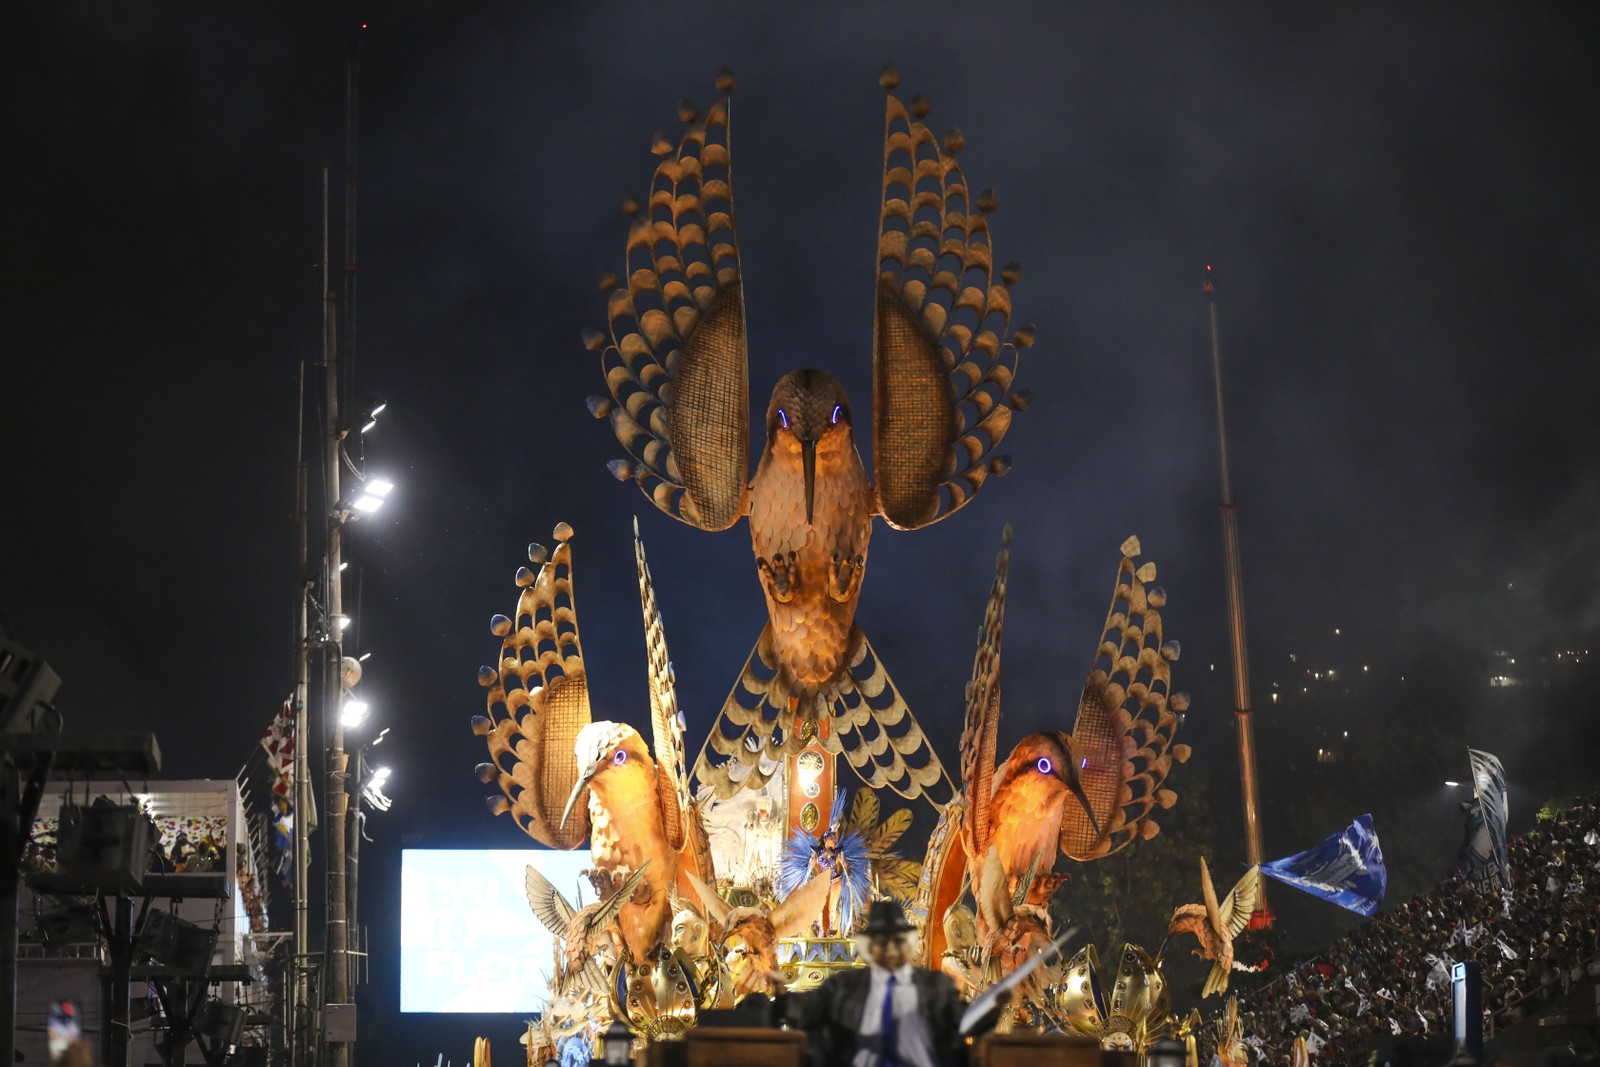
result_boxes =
[524,862,650,994]
[588,70,1030,802]
[685,869,832,1000]
[1163,857,1261,998]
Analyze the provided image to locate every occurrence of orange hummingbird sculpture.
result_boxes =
[586,67,1030,803]
[473,521,714,959]
[915,530,1191,964]
[1163,857,1261,998]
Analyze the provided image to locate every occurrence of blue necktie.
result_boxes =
[881,973,899,1067]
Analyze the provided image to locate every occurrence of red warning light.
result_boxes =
[361,22,368,29]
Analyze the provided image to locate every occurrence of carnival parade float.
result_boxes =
[465,67,1261,1063]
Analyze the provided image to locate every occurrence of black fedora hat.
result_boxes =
[862,900,916,936]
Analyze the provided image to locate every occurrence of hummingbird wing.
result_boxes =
[524,864,579,936]
[590,76,749,532]
[769,871,833,939]
[1216,866,1262,939]
[633,521,694,851]
[693,626,787,799]
[587,862,651,941]
[1058,537,1189,861]
[831,625,954,802]
[959,527,1010,864]
[692,623,954,804]
[473,523,593,850]
[870,79,1027,531]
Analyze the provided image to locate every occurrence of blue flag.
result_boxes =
[1260,814,1387,916]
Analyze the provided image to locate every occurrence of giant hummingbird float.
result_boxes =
[469,66,1250,1058]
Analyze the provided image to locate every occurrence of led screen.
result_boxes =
[400,848,593,1013]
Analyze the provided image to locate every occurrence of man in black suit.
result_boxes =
[780,900,1005,1067]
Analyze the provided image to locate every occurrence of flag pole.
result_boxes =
[1204,266,1270,921]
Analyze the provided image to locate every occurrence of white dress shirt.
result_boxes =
[852,963,937,1067]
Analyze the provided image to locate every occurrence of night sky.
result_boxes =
[5,3,1598,1061]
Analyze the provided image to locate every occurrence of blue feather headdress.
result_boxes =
[775,789,874,931]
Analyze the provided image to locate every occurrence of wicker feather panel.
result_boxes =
[693,622,951,802]
[959,526,1010,864]
[594,80,749,531]
[873,78,1026,531]
[1059,537,1189,860]
[473,523,593,850]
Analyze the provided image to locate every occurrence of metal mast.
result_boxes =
[291,354,312,1067]
[1204,266,1268,916]
[321,155,352,1067]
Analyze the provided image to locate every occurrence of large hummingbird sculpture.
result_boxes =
[473,521,714,959]
[916,530,1191,965]
[587,67,1030,803]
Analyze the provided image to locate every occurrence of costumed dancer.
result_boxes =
[778,899,1008,1067]
[779,791,872,936]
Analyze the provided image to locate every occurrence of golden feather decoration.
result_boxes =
[473,523,592,849]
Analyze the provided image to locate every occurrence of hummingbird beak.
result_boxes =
[801,438,817,525]
[560,762,600,829]
[1064,759,1101,837]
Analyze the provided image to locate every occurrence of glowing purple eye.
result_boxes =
[613,750,627,766]
[1036,757,1053,775]
[777,409,789,430]
[831,404,842,425]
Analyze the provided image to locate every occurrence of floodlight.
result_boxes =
[1445,780,1460,788]
[342,700,370,728]
[351,493,385,514]
[334,615,352,631]
[361,765,393,812]
[358,399,387,434]
[365,478,394,497]
[358,651,373,662]
[339,561,349,572]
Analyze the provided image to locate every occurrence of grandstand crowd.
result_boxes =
[1236,795,1600,1063]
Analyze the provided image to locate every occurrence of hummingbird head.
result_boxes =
[766,369,853,525]
[561,720,654,829]
[1006,731,1101,837]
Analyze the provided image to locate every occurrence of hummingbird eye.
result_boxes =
[830,404,842,425]
[777,409,789,430]
[613,750,627,766]
[1036,756,1053,775]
